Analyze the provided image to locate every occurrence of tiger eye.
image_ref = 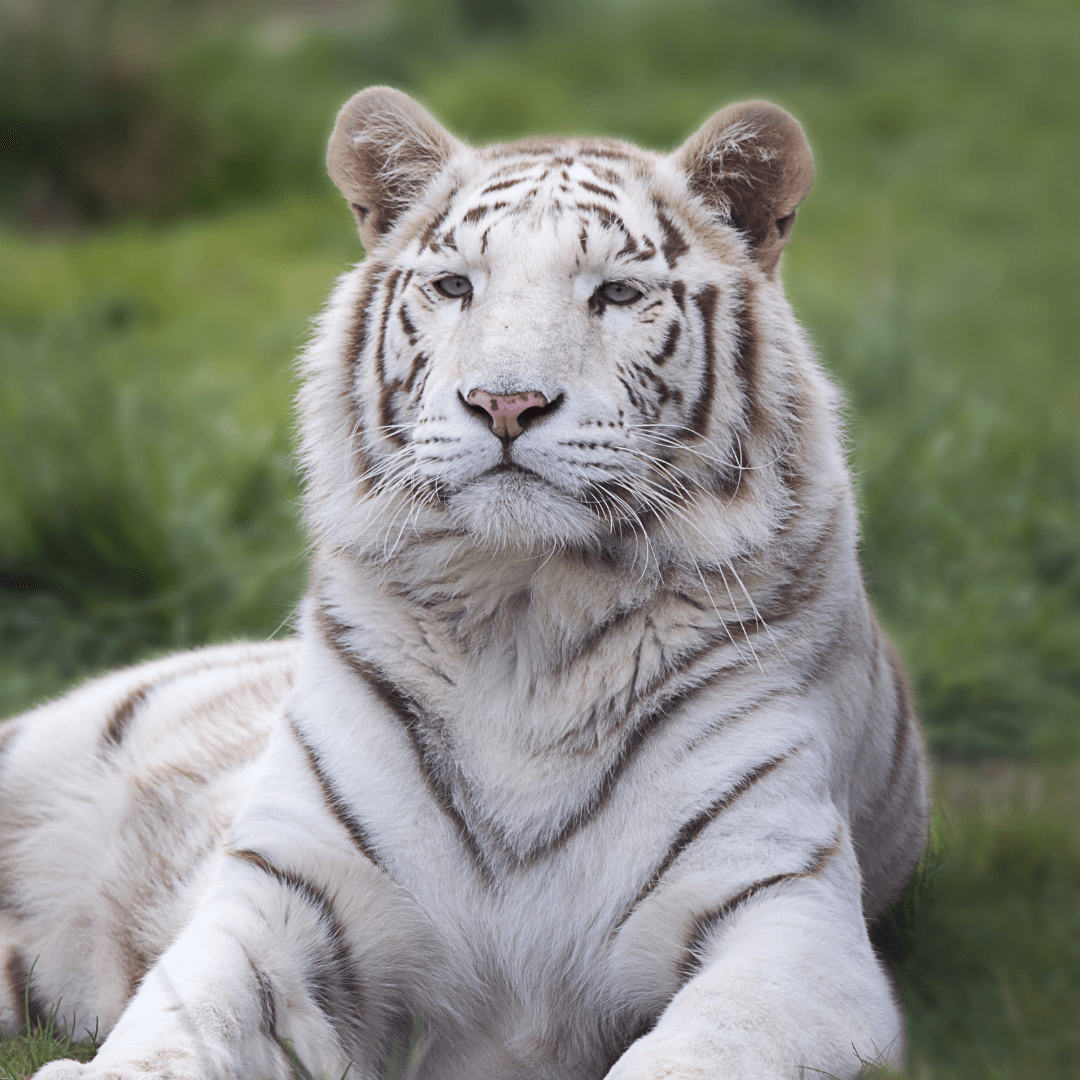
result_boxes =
[433,275,473,298]
[598,281,643,305]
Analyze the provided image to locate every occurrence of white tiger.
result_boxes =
[0,88,928,1080]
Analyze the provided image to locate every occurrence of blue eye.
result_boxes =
[598,281,643,304]
[433,275,473,298]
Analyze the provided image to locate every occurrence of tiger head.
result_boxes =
[303,88,840,574]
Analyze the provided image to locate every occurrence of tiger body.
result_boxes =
[0,89,928,1080]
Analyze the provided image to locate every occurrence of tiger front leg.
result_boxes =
[32,855,372,1080]
[607,842,903,1080]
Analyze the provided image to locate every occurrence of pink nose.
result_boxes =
[466,388,549,440]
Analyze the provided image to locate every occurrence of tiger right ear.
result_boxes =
[672,101,814,275]
[327,87,463,251]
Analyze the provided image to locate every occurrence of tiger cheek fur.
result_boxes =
[4,86,928,1080]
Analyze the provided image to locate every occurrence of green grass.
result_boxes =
[0,0,1077,1075]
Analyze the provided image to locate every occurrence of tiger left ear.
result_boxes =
[327,86,463,251]
[672,101,814,275]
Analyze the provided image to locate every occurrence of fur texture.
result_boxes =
[2,88,928,1080]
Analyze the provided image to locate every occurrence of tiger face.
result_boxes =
[311,89,819,567]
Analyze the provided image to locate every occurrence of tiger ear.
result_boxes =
[672,101,814,275]
[327,87,463,251]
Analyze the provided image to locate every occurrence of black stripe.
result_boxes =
[677,832,842,983]
[612,753,792,934]
[688,285,719,437]
[313,606,495,886]
[287,713,385,871]
[228,849,364,1032]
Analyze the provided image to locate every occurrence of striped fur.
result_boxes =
[7,89,928,1080]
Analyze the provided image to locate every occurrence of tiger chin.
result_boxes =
[0,88,929,1080]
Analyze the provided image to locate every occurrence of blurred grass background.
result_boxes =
[0,0,1077,1075]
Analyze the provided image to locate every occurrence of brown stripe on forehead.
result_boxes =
[688,285,719,436]
[578,146,635,162]
[417,189,457,251]
[670,280,686,312]
[733,281,762,436]
[654,201,690,268]
[629,235,658,263]
[577,202,627,231]
[462,204,491,225]
[579,179,618,200]
[582,161,623,185]
[482,177,529,194]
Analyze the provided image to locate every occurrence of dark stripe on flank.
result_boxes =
[313,605,495,886]
[612,753,792,934]
[688,285,719,436]
[677,831,842,983]
[229,849,364,1029]
[5,949,49,1032]
[287,713,385,871]
[103,685,149,748]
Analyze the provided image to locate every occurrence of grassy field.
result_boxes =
[0,0,1077,1075]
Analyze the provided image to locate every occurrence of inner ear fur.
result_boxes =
[673,100,814,274]
[327,86,462,251]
